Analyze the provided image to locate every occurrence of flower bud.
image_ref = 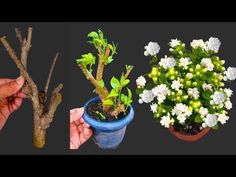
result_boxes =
[176,96,181,102]
[196,71,201,76]
[186,73,193,79]
[177,90,183,96]
[152,77,158,83]
[192,81,198,86]
[168,68,175,75]
[186,80,191,87]
[170,75,175,80]
[189,68,194,73]
[196,64,201,70]
[220,60,225,65]
[151,67,158,76]
[188,106,193,111]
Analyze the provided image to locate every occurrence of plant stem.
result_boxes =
[78,64,109,101]
[96,48,110,81]
[44,53,59,94]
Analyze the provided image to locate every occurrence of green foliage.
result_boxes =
[77,30,133,118]
[137,37,232,130]
[194,114,203,123]
[76,53,96,72]
[95,111,106,120]
[212,124,219,130]
[110,76,120,89]
[103,99,114,106]
[106,73,133,109]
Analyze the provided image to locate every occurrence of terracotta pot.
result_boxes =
[168,124,210,142]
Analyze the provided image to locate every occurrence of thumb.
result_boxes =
[0,76,25,98]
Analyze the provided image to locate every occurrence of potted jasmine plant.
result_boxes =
[76,30,134,149]
[136,38,236,142]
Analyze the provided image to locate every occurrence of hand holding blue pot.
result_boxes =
[70,108,93,149]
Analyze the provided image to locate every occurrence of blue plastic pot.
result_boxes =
[83,97,134,149]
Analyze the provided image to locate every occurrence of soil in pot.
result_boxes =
[86,100,127,122]
[169,122,210,142]
[173,123,203,135]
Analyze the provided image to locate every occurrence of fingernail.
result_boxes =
[16,76,24,85]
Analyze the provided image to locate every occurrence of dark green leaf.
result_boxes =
[146,83,153,90]
[201,90,212,101]
[194,114,203,123]
[212,124,219,130]
[136,88,144,95]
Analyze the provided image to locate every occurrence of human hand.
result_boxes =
[0,76,25,130]
[70,107,93,149]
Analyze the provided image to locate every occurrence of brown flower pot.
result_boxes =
[168,125,210,142]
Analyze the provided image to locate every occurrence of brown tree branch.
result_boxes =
[96,48,110,81]
[124,65,133,79]
[15,28,23,44]
[44,53,59,94]
[79,64,109,100]
[40,83,63,129]
[0,36,38,99]
[1,27,63,149]
[20,27,32,69]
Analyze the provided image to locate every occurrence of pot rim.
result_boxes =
[83,97,135,131]
[169,124,211,142]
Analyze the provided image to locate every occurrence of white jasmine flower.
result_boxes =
[218,113,229,124]
[186,73,193,79]
[202,83,213,91]
[179,57,192,69]
[188,88,200,100]
[152,84,170,104]
[160,114,174,128]
[150,103,158,113]
[144,42,160,56]
[224,100,232,110]
[224,88,233,98]
[159,55,176,69]
[171,80,182,91]
[152,84,171,97]
[201,58,214,71]
[199,107,209,118]
[136,76,146,87]
[190,39,206,49]
[138,99,143,104]
[172,103,192,124]
[139,90,155,104]
[204,114,218,128]
[225,67,236,81]
[169,39,181,48]
[211,91,225,105]
[206,37,221,53]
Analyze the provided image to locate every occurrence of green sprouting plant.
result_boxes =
[76,30,133,117]
[95,111,106,120]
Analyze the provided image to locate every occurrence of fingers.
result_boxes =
[70,107,84,123]
[0,76,25,98]
[0,79,13,85]
[10,97,23,112]
[80,128,93,144]
[13,91,26,99]
[70,122,81,149]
